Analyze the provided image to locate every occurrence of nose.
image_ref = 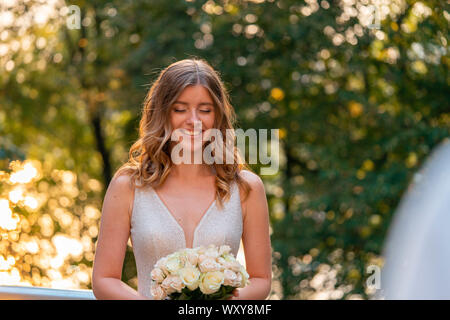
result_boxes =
[186,109,201,126]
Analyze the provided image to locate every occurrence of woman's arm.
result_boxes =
[233,171,272,300]
[92,174,148,300]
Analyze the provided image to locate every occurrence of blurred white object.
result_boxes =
[0,285,95,300]
[380,138,450,299]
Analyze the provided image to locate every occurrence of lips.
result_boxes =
[182,129,203,136]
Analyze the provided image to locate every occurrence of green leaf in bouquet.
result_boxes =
[169,284,237,300]
[191,287,203,300]
[218,294,234,300]
[171,287,196,300]
[223,285,235,294]
[202,285,236,300]
[178,292,191,300]
[206,292,222,300]
[219,285,236,300]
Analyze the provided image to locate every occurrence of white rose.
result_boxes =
[199,271,224,295]
[154,257,167,271]
[198,258,222,273]
[223,269,240,287]
[178,266,201,291]
[150,267,166,283]
[196,246,207,255]
[217,257,226,265]
[236,273,242,287]
[222,253,236,261]
[204,247,220,259]
[230,261,242,273]
[179,255,188,266]
[198,254,208,264]
[155,257,169,275]
[165,255,183,274]
[219,245,231,256]
[185,249,199,266]
[238,266,250,288]
[220,259,241,272]
[161,275,185,294]
[150,282,167,300]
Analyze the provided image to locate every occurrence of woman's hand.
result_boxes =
[227,288,240,300]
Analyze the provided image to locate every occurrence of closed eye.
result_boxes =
[174,109,211,113]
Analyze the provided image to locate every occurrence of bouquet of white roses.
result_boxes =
[150,244,250,300]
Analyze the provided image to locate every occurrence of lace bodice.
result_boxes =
[129,180,243,299]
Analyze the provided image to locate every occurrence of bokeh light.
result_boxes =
[0,160,101,289]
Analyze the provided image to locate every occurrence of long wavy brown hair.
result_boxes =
[114,58,252,209]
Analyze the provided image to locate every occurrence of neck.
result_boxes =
[169,163,215,181]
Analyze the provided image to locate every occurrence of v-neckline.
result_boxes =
[152,188,217,249]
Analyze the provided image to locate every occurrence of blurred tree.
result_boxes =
[0,0,448,299]
[198,0,448,299]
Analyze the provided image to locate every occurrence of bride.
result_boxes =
[91,58,272,299]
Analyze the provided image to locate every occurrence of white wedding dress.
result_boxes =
[129,180,243,299]
[380,139,450,299]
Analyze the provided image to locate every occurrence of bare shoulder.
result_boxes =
[109,173,134,191]
[239,169,265,193]
[238,170,267,221]
[104,173,135,219]
[105,174,136,200]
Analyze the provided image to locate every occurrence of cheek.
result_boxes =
[170,113,184,128]
[203,112,216,128]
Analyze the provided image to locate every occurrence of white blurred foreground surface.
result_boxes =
[0,285,95,299]
[380,139,450,299]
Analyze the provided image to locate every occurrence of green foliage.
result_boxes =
[169,285,234,300]
[0,0,448,299]
[0,138,25,169]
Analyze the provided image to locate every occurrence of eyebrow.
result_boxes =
[174,101,214,107]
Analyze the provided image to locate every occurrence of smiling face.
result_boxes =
[169,85,216,155]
